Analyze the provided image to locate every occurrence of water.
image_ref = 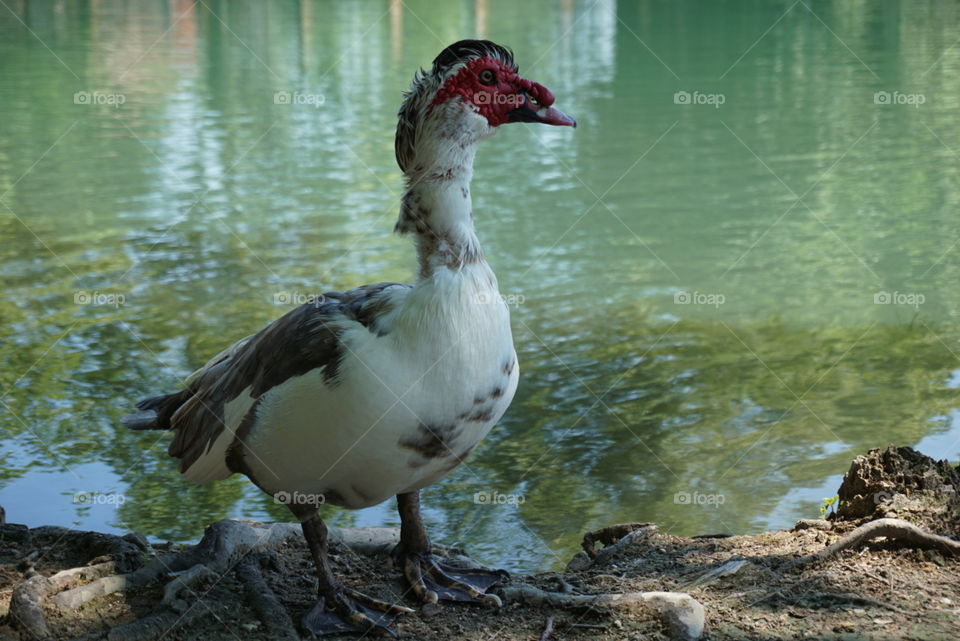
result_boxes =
[1,0,959,573]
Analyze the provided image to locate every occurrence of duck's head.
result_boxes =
[396,40,575,173]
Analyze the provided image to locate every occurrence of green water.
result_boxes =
[1,0,959,573]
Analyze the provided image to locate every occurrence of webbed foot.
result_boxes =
[302,585,414,637]
[401,552,508,606]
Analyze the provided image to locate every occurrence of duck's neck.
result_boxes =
[396,136,486,280]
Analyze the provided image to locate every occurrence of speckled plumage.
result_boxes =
[126,40,523,508]
[126,39,575,635]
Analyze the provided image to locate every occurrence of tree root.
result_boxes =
[789,517,960,567]
[161,564,218,611]
[581,522,657,560]
[568,523,659,572]
[496,584,704,641]
[235,554,299,641]
[7,528,144,640]
[538,615,555,641]
[681,558,750,590]
[803,592,911,615]
[100,606,203,641]
[52,520,302,611]
[8,575,52,639]
[6,519,433,640]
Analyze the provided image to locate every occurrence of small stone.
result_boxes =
[565,551,591,573]
[793,519,831,531]
[639,592,705,641]
[420,602,442,618]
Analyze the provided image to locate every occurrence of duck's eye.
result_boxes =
[478,69,496,85]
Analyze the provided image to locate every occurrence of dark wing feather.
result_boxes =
[124,282,409,475]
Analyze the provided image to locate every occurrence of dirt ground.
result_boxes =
[1,446,958,641]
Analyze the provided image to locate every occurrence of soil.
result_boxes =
[1,446,958,641]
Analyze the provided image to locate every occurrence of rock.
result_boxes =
[636,592,705,641]
[565,551,592,572]
[835,445,960,535]
[0,522,31,544]
[793,519,832,531]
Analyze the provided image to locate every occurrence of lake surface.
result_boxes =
[1,0,959,573]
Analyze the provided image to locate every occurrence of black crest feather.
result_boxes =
[395,40,517,173]
[432,40,517,74]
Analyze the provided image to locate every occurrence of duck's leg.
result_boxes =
[293,507,413,637]
[394,491,507,606]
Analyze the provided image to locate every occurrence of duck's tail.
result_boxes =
[122,390,190,431]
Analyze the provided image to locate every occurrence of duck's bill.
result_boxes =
[508,96,576,127]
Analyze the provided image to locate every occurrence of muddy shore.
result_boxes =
[1,446,958,641]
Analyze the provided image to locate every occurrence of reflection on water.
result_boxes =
[1,1,958,572]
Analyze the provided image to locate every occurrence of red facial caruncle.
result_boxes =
[430,57,576,128]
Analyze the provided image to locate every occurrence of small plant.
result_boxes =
[819,495,840,518]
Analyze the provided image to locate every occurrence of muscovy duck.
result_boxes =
[125,39,575,636]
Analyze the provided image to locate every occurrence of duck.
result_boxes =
[124,39,575,637]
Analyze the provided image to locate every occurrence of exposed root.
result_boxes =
[497,584,704,640]
[53,520,302,610]
[235,554,299,641]
[538,615,554,641]
[161,564,217,610]
[48,561,119,591]
[7,528,145,639]
[581,523,657,559]
[681,559,750,590]
[52,553,185,610]
[789,517,960,567]
[98,606,203,641]
[8,575,52,639]
[799,592,911,615]
[8,520,418,639]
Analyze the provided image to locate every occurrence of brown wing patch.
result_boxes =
[141,282,409,476]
